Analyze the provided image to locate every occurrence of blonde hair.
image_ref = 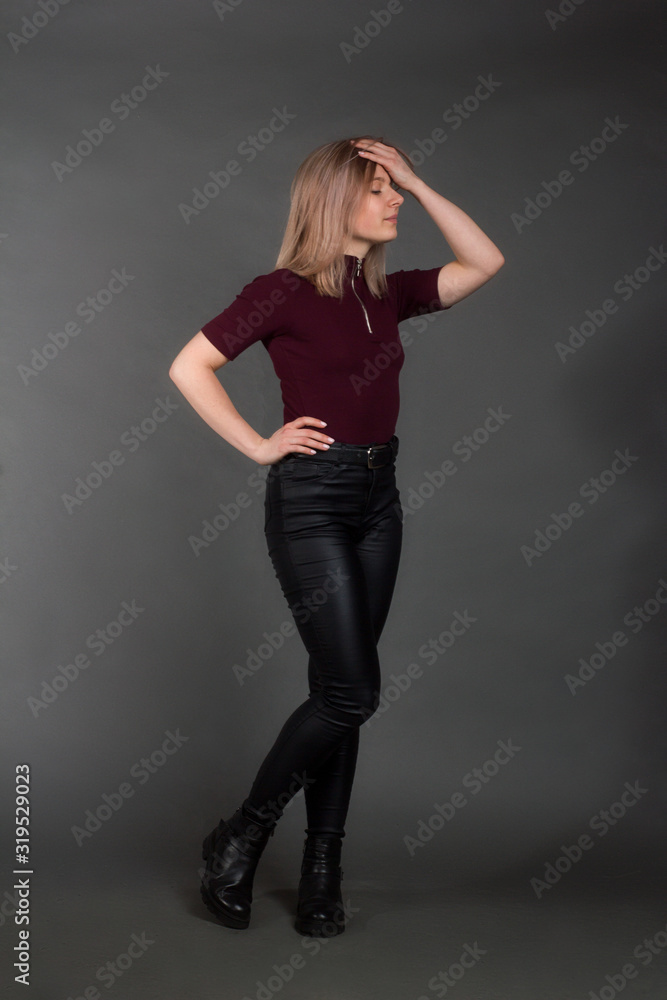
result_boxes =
[275,135,415,299]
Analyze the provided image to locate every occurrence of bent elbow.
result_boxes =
[169,356,190,386]
[487,252,505,275]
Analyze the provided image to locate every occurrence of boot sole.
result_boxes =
[295,913,346,936]
[200,827,250,930]
[200,882,250,929]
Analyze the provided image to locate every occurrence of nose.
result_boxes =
[390,190,404,208]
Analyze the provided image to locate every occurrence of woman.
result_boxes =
[169,135,504,937]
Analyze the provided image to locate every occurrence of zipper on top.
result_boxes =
[351,256,373,334]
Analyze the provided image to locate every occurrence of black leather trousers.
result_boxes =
[242,440,403,837]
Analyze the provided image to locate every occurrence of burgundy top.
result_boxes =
[200,254,447,445]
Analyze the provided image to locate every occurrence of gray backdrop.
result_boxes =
[2,1,666,997]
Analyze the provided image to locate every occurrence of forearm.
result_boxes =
[169,362,263,462]
[409,177,504,272]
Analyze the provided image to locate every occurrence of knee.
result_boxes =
[322,686,380,726]
[355,686,381,723]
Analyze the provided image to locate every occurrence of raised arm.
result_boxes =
[408,180,505,307]
[353,139,505,308]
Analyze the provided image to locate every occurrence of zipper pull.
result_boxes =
[350,255,373,334]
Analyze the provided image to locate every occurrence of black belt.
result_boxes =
[287,435,399,469]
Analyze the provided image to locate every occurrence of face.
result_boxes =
[347,164,404,255]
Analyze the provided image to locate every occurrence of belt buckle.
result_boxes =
[367,446,386,469]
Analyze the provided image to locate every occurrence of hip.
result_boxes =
[264,439,403,534]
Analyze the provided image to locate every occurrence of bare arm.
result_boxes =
[168,331,333,465]
[353,139,505,308]
[169,332,263,460]
[410,178,505,308]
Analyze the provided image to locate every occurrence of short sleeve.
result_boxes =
[386,267,448,325]
[200,271,287,361]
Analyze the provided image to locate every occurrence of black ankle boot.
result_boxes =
[295,833,346,937]
[200,805,276,929]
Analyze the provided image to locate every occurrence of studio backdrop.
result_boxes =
[1,0,665,996]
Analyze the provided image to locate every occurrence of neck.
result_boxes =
[343,239,372,259]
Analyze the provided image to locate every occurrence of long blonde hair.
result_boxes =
[275,135,415,299]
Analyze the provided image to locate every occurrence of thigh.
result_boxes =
[357,462,403,641]
[264,462,381,714]
[306,509,402,696]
